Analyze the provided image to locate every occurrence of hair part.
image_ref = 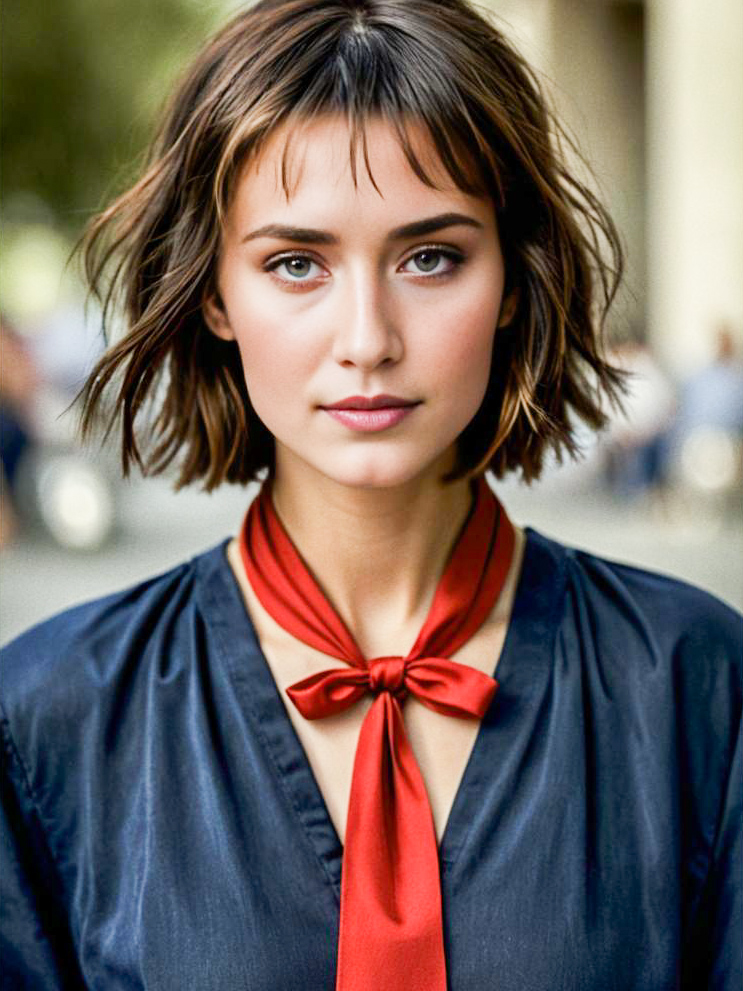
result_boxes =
[78,0,625,490]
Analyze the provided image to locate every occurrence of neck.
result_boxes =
[270,465,475,658]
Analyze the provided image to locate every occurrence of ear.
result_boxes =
[497,288,519,328]
[202,289,235,341]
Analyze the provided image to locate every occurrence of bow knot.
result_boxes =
[368,656,407,698]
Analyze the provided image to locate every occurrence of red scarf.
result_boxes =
[239,476,515,991]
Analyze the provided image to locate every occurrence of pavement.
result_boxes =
[1,468,741,648]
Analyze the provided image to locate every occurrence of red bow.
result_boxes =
[287,654,497,719]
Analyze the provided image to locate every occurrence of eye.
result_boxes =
[265,253,325,283]
[401,247,464,278]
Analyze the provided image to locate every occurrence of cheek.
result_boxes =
[229,310,325,438]
[235,330,298,409]
[226,294,305,390]
[425,295,499,393]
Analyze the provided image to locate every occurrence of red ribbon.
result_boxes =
[239,477,515,991]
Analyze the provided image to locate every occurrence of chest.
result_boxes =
[258,618,509,844]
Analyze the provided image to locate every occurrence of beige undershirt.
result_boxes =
[226,524,525,845]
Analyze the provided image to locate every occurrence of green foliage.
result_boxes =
[2,0,226,235]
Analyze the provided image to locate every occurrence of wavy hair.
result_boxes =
[78,0,625,489]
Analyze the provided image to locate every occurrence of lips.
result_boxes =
[322,394,418,411]
[320,395,420,432]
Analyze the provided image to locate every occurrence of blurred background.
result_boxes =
[2,0,742,645]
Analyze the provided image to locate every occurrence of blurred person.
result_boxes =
[0,315,39,545]
[0,300,116,551]
[672,322,743,515]
[677,323,743,439]
[1,3,740,990]
[603,332,676,502]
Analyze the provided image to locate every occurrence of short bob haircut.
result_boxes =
[79,0,624,490]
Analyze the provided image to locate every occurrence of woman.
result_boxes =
[1,1,740,988]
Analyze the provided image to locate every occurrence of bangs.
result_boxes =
[276,112,494,204]
[214,7,504,219]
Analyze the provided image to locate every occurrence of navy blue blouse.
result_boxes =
[1,528,741,990]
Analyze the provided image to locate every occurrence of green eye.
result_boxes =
[282,257,313,278]
[264,251,327,289]
[402,247,464,277]
[413,250,442,273]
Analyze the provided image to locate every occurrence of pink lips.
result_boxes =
[321,395,420,433]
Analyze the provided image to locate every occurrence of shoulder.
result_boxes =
[0,541,231,749]
[521,527,742,740]
[524,527,742,787]
[564,537,741,675]
[524,527,741,665]
[523,528,741,853]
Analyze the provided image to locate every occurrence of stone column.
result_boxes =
[488,0,646,339]
[646,0,743,373]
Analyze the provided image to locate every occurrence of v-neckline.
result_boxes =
[202,525,565,902]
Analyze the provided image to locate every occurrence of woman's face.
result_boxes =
[205,115,510,491]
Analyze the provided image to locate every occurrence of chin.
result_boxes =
[273,430,462,492]
[313,445,456,491]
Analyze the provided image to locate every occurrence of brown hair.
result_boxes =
[78,0,625,489]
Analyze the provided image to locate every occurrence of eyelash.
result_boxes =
[262,245,467,289]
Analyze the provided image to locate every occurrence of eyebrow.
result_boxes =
[241,212,484,245]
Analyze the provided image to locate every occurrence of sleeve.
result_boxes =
[576,551,743,988]
[686,715,743,991]
[1,712,86,990]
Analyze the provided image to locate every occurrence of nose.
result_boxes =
[331,271,403,371]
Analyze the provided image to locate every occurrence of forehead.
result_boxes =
[229,115,489,227]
